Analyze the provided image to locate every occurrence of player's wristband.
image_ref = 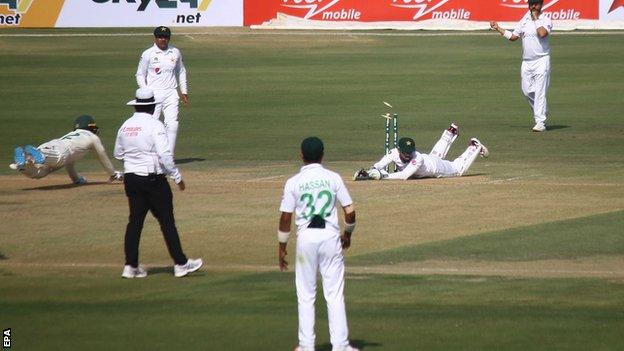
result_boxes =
[277,230,291,243]
[503,30,513,40]
[344,221,356,234]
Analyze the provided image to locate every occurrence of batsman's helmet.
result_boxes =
[398,137,416,154]
[74,115,99,134]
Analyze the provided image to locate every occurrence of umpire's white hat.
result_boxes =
[126,87,160,106]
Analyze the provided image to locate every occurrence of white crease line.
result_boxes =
[246,175,286,182]
[2,262,623,277]
[485,174,542,184]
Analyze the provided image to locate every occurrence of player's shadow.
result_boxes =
[21,181,110,191]
[0,253,7,260]
[147,265,205,278]
[461,173,487,177]
[175,157,206,164]
[317,339,382,350]
[511,124,570,131]
[546,124,570,131]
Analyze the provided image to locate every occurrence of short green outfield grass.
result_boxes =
[352,210,624,265]
[1,28,623,350]
[1,269,623,351]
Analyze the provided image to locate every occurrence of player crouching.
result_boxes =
[354,123,489,181]
[9,115,123,184]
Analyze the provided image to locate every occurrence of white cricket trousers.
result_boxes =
[429,128,457,159]
[417,143,480,178]
[296,228,350,350]
[153,89,180,155]
[451,144,481,176]
[521,55,550,126]
[19,140,69,179]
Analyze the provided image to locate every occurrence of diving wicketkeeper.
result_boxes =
[354,123,488,181]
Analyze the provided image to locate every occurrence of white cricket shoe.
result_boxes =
[293,346,314,351]
[9,163,19,170]
[174,258,203,277]
[532,123,546,132]
[122,265,147,279]
[470,138,489,158]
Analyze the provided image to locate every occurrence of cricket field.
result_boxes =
[1,28,623,350]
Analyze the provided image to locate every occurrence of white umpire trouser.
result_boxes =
[152,89,180,155]
[296,228,349,349]
[521,55,550,126]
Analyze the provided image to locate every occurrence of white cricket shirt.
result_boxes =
[513,12,552,61]
[373,148,442,180]
[114,112,182,183]
[280,163,353,233]
[136,44,188,94]
[38,129,115,176]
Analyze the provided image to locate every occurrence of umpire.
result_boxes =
[114,87,202,279]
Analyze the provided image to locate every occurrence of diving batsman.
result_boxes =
[10,115,122,184]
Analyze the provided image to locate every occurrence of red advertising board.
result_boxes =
[244,0,599,26]
[607,0,624,13]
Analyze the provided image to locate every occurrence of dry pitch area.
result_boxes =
[2,163,622,279]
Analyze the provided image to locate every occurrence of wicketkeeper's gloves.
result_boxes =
[353,169,371,181]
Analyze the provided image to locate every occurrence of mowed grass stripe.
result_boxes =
[352,210,624,265]
[1,270,623,351]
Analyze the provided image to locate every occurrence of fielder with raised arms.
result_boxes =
[278,137,359,351]
[490,0,553,132]
[354,123,489,181]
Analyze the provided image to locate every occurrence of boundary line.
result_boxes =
[1,30,624,38]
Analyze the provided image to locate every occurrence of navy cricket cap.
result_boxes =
[154,26,171,37]
[528,0,543,4]
[301,137,324,162]
[398,137,416,154]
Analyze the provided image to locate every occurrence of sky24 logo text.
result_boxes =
[91,0,212,12]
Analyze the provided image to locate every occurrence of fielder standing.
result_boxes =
[114,87,201,279]
[490,0,552,132]
[278,137,359,351]
[136,26,188,155]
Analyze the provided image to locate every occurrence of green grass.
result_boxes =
[1,269,623,351]
[2,30,623,171]
[352,210,624,265]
